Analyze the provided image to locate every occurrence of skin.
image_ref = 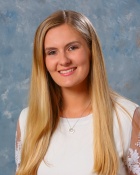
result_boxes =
[44,24,92,117]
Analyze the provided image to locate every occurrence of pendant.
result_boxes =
[69,128,75,133]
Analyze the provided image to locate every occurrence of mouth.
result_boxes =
[58,67,77,75]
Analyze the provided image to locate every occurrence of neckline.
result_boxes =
[60,113,93,124]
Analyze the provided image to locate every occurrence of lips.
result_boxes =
[59,67,76,75]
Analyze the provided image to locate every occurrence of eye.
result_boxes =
[68,45,79,51]
[47,50,57,55]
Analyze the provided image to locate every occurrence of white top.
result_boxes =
[15,97,139,175]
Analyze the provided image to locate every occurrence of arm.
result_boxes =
[127,107,140,175]
[15,119,22,172]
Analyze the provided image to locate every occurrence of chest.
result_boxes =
[37,115,128,175]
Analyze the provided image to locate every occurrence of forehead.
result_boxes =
[44,24,84,47]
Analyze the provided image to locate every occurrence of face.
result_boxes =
[44,24,91,89]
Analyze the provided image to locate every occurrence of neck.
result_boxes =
[61,86,91,118]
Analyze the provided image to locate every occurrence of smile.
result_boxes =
[59,68,76,75]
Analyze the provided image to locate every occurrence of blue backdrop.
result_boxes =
[0,0,140,174]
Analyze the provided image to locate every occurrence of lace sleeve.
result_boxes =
[15,119,22,171]
[127,107,140,175]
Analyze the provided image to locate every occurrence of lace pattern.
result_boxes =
[127,107,140,175]
[127,144,140,174]
[15,120,22,171]
[15,134,22,171]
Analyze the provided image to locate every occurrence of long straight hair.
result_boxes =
[17,10,121,175]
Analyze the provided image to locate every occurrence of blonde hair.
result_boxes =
[17,10,123,175]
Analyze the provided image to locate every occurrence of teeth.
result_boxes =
[60,68,74,74]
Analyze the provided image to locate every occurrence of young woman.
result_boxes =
[15,10,139,175]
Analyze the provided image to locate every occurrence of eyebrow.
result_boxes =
[44,41,81,52]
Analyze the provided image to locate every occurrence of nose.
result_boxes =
[59,52,71,66]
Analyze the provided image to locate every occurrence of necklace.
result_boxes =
[64,101,91,134]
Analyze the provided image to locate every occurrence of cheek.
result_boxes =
[78,52,90,66]
[81,54,91,75]
[45,58,55,72]
[45,59,49,71]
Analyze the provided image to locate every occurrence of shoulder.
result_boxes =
[113,97,139,155]
[113,96,139,139]
[18,107,29,142]
[19,107,28,125]
[115,96,139,117]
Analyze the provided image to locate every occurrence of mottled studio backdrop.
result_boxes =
[0,0,140,174]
